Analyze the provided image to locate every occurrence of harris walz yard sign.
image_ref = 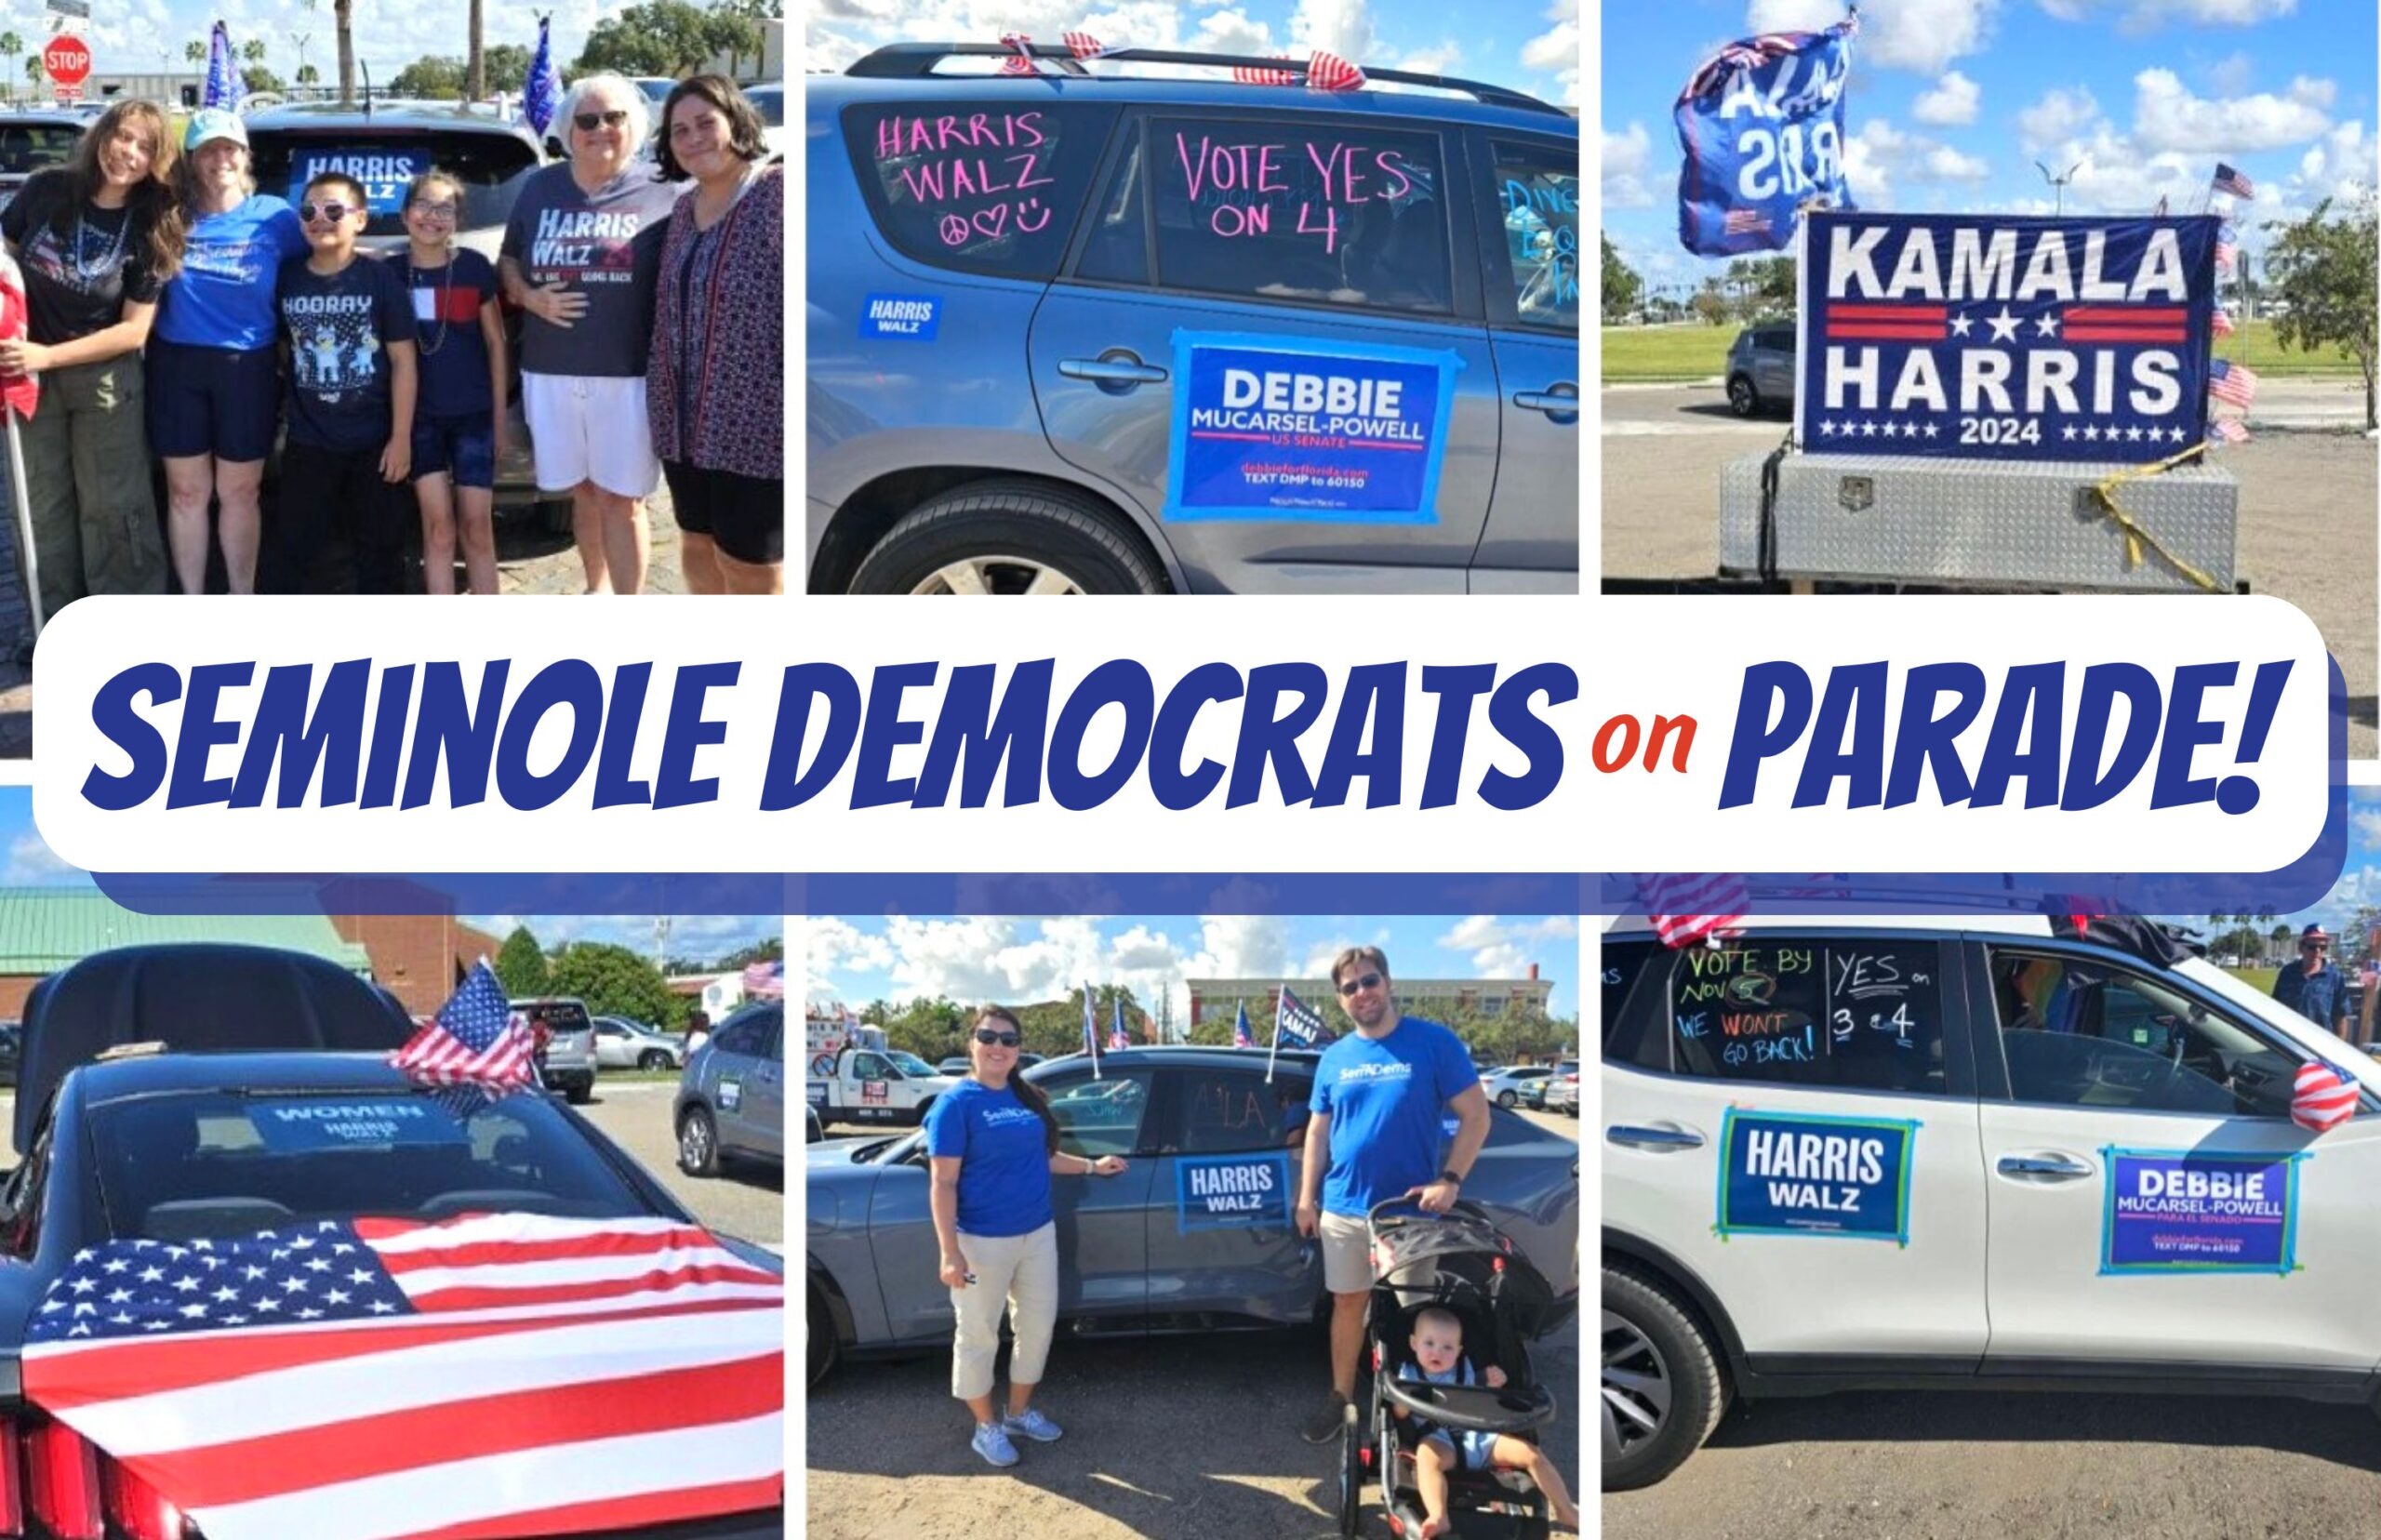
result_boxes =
[1799,211,2217,462]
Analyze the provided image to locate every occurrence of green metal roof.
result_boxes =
[0,888,372,977]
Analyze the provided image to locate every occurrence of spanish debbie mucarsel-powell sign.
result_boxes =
[2102,1148,2304,1276]
[1800,212,2217,463]
[1715,1107,1918,1245]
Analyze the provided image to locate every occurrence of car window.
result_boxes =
[596,1023,624,1039]
[849,1050,890,1081]
[843,100,1119,280]
[747,86,783,128]
[1602,939,1662,1053]
[888,1051,937,1076]
[519,1001,592,1034]
[1988,949,2297,1118]
[1148,115,1452,314]
[1036,1067,1155,1157]
[1075,129,1149,285]
[87,1089,648,1241]
[1667,936,1949,1095]
[247,129,542,240]
[1490,139,1576,331]
[1171,1067,1312,1155]
[0,124,80,178]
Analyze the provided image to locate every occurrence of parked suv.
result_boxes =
[1602,913,2380,1491]
[807,43,1579,596]
[512,996,599,1103]
[1723,321,1795,418]
[680,1001,785,1176]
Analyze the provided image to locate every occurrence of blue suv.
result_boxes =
[808,43,1580,594]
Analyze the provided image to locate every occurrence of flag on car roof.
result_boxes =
[21,1213,782,1540]
[1062,30,1107,59]
[523,17,563,138]
[391,961,537,1090]
[1232,56,1298,85]
[1639,872,1749,949]
[2293,1059,2358,1133]
[998,32,1039,74]
[203,21,245,113]
[743,959,784,999]
[1233,1002,1255,1048]
[2213,162,2255,200]
[1306,50,1364,91]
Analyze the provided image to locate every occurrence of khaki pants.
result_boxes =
[949,1221,1058,1401]
[13,356,166,618]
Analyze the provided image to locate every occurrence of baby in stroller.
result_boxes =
[1396,1306,1579,1536]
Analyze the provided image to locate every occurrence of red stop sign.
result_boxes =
[42,35,91,88]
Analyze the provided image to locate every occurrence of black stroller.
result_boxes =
[1337,1198,1563,1538]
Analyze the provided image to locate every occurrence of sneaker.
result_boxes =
[1300,1391,1350,1444]
[1004,1408,1064,1442]
[970,1421,1020,1467]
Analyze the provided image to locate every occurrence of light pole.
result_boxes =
[2034,160,2081,217]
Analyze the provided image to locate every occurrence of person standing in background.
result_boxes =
[2272,923,2349,1039]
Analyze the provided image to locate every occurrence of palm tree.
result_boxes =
[24,54,42,96]
[242,37,266,67]
[466,0,483,101]
[299,0,356,106]
[184,39,205,68]
[0,33,19,104]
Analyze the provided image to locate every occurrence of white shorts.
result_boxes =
[522,372,660,498]
[1320,1210,1372,1294]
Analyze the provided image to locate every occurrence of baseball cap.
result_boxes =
[184,109,247,153]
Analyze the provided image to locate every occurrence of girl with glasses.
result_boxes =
[393,169,507,595]
[924,1005,1128,1467]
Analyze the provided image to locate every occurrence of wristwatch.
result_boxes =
[1439,1168,1464,1186]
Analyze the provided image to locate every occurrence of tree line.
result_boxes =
[491,924,779,1031]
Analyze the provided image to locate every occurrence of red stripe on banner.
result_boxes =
[406,1262,784,1313]
[1825,325,1946,339]
[1823,304,1948,320]
[2066,307,2188,321]
[372,1225,718,1274]
[388,1474,786,1540]
[119,1352,782,1507]
[2064,327,2187,341]
[25,1297,777,1409]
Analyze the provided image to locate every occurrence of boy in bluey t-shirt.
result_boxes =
[1395,1306,1578,1536]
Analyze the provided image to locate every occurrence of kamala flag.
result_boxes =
[21,1214,784,1540]
[1233,1002,1255,1048]
[523,17,563,138]
[1799,210,2217,462]
[1674,14,1856,257]
[204,21,245,113]
[1276,986,1333,1048]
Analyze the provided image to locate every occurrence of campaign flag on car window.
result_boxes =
[1673,14,1857,258]
[1233,1002,1256,1048]
[1275,985,1332,1048]
[21,1213,783,1540]
[391,961,538,1090]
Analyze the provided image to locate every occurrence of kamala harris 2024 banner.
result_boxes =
[1797,211,2218,463]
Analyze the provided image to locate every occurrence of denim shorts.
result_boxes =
[410,414,497,490]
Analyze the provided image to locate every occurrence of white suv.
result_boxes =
[1602,913,2377,1491]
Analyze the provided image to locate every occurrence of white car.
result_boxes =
[1481,1065,1555,1108]
[592,1015,686,1071]
[1542,1069,1578,1115]
[1603,912,2377,1491]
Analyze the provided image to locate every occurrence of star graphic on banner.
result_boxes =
[2083,425,2101,441]
[1859,420,1877,436]
[2062,424,2078,440]
[1987,307,2022,342]
[2126,425,2143,442]
[2174,426,2191,442]
[2036,313,2061,338]
[1949,312,1974,338]
[1881,421,1898,438]
[1922,423,1938,437]
[1819,419,1837,436]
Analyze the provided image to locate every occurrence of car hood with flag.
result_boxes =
[20,1211,784,1540]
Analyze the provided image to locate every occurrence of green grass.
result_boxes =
[1600,317,2365,384]
[2226,966,2280,993]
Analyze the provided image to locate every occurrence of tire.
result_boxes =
[1602,1265,1726,1493]
[1726,374,1759,418]
[848,480,1164,596]
[1496,1089,1518,1108]
[911,1096,936,1127]
[807,1288,838,1388]
[1336,1401,1363,1537]
[638,1049,673,1071]
[677,1105,721,1177]
[538,497,573,537]
[564,1076,593,1105]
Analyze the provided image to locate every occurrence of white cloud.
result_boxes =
[2123,0,2296,25]
[2352,807,2381,846]
[1289,0,1375,60]
[1843,118,1903,205]
[1748,0,1994,73]
[1430,915,1576,979]
[1191,7,1277,56]
[1395,41,1463,75]
[2132,67,2332,154]
[1603,120,1654,209]
[2207,50,2255,96]
[1922,145,1992,181]
[2017,86,2101,153]
[1519,0,1577,106]
[2283,120,2379,212]
[2,832,75,886]
[806,917,896,1001]
[1912,70,1981,126]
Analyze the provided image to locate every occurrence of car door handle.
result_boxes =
[1997,1153,2095,1179]
[1514,385,1580,418]
[1060,357,1168,385]
[1606,1123,1704,1151]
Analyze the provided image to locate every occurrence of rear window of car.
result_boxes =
[248,129,542,237]
[88,1089,647,1241]
[0,123,80,176]
[748,86,783,128]
[842,100,1119,280]
[1491,138,1577,332]
[1664,936,1949,1095]
[520,1001,592,1034]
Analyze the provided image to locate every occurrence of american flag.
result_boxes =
[1231,59,1298,85]
[0,251,39,420]
[1680,31,1807,102]
[1275,985,1333,1048]
[1062,30,1107,58]
[1232,1002,1255,1048]
[1723,209,1772,237]
[1109,997,1130,1051]
[390,962,536,1090]
[1306,49,1364,91]
[997,33,1039,75]
[743,959,784,999]
[21,1214,784,1540]
[1638,872,1750,949]
[2215,221,2238,273]
[2207,417,2250,445]
[2292,1060,2358,1133]
[2210,357,2259,408]
[2213,305,2235,337]
[2213,162,2255,200]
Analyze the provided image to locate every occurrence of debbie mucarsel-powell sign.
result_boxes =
[1800,211,2217,462]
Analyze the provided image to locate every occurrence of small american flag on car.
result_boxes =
[1232,56,1299,85]
[1062,31,1107,58]
[1722,209,1771,237]
[2209,357,2258,409]
[2207,417,2250,445]
[997,33,1039,74]
[21,1213,784,1540]
[2293,1059,2357,1133]
[390,962,536,1091]
[743,959,784,998]
[1638,873,1749,949]
[1306,50,1364,91]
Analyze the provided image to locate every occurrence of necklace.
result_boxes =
[405,249,458,358]
[69,201,128,285]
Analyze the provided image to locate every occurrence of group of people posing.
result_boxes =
[0,70,783,607]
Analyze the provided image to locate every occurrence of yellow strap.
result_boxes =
[2085,444,2222,593]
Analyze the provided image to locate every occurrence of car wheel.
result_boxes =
[1603,1266,1725,1492]
[677,1105,721,1177]
[1335,1401,1363,1538]
[1726,375,1759,418]
[538,497,573,537]
[565,1077,593,1105]
[1496,1089,1518,1108]
[638,1049,672,1071]
[807,1287,838,1388]
[849,481,1165,596]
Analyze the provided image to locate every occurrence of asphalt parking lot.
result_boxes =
[1599,377,2379,755]
[805,1108,1579,1540]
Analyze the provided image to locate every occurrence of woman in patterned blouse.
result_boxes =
[647,75,783,595]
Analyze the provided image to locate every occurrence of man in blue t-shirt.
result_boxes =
[1293,947,1492,1446]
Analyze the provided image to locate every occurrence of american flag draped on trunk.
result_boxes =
[22,1213,784,1540]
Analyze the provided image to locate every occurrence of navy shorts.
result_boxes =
[662,459,784,566]
[411,414,497,491]
[146,340,280,462]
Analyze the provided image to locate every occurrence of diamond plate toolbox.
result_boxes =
[1719,452,2239,591]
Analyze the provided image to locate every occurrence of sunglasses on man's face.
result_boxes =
[299,202,354,224]
[1337,972,1384,998]
[574,110,631,132]
[2306,941,2330,951]
[974,1029,1022,1047]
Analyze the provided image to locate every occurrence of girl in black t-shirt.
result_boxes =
[0,99,185,617]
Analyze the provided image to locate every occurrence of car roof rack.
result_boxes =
[845,42,1566,117]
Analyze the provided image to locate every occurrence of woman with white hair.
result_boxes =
[499,73,685,593]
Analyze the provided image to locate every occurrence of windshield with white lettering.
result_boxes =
[88,1089,647,1241]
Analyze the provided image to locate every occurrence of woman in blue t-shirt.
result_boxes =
[924,1006,1128,1468]
[148,110,306,594]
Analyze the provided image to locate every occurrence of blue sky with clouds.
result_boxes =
[806,0,1577,103]
[807,913,1581,1018]
[1602,0,2377,299]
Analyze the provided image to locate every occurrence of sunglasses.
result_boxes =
[299,201,354,224]
[2305,941,2330,950]
[1337,972,1384,998]
[574,110,631,132]
[974,1029,1022,1047]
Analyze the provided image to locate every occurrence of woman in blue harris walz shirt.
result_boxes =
[147,110,306,595]
[926,1006,1128,1469]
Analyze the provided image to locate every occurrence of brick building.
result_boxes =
[1185,962,1555,1030]
[329,915,504,1017]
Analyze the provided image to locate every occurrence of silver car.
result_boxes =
[1724,321,1797,418]
[677,1001,785,1176]
[592,1015,685,1071]
[511,996,599,1104]
[1481,1064,1555,1107]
